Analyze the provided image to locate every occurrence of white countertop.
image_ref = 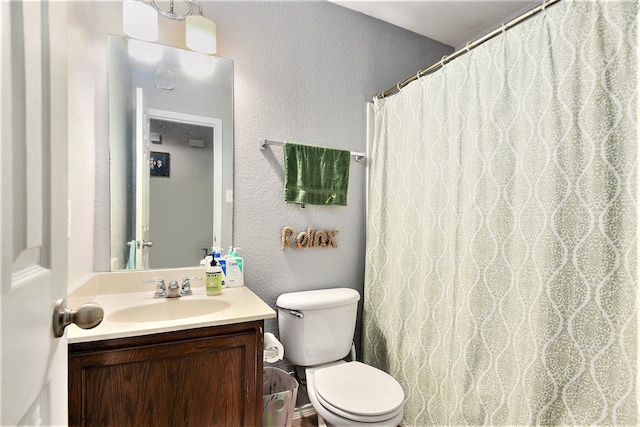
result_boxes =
[67,273,276,344]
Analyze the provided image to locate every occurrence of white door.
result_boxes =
[1,1,69,424]
[135,87,152,269]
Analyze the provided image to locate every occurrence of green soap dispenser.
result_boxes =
[205,258,223,295]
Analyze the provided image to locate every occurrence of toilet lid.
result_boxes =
[314,362,404,418]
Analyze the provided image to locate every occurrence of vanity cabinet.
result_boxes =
[68,320,264,427]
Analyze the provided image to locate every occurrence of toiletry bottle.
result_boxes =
[225,247,244,287]
[232,248,243,283]
[199,248,209,266]
[213,248,226,287]
[200,247,212,266]
[201,254,213,267]
[205,258,222,295]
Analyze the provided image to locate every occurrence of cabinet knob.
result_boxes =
[52,299,104,338]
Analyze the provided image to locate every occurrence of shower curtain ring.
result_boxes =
[397,83,402,92]
[541,1,547,16]
[501,23,507,36]
[440,55,448,68]
[466,42,472,53]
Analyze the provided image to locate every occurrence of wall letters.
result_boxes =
[281,226,339,250]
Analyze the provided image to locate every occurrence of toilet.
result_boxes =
[276,288,404,427]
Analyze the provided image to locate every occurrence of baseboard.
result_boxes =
[293,403,316,420]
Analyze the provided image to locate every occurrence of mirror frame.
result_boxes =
[106,35,234,271]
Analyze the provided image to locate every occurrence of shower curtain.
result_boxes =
[363,1,638,425]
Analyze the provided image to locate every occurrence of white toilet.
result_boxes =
[276,288,404,427]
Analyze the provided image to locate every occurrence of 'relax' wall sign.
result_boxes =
[281,226,339,250]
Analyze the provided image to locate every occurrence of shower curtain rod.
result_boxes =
[375,0,562,99]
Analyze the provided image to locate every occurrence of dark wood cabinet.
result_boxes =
[69,320,264,427]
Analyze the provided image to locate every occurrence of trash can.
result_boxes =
[263,367,299,427]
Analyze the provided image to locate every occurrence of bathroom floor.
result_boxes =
[292,413,317,427]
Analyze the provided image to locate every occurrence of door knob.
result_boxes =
[142,240,153,247]
[52,299,104,338]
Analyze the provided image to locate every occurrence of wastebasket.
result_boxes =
[263,367,299,427]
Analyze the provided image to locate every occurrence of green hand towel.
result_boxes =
[284,142,350,206]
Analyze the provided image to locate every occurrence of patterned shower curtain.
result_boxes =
[363,1,638,425]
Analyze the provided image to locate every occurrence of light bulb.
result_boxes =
[123,0,159,42]
[186,14,217,55]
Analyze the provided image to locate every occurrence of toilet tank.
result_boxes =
[276,288,360,367]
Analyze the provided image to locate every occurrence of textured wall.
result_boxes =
[211,0,451,343]
[67,0,451,377]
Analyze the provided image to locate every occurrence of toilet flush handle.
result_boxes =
[289,310,304,318]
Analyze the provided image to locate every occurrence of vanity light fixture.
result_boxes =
[186,2,217,54]
[122,0,159,42]
[122,0,217,55]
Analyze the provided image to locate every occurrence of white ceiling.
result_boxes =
[329,0,537,48]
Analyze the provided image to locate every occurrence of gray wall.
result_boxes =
[67,0,451,397]
[210,1,451,375]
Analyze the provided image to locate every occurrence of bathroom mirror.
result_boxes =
[108,35,233,270]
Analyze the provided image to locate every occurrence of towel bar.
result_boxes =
[259,139,365,162]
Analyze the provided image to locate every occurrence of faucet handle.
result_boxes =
[180,276,202,296]
[143,278,166,298]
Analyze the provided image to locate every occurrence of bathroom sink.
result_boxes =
[107,298,231,323]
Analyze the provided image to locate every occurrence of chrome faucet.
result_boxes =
[180,276,202,296]
[144,277,201,298]
[166,281,181,298]
[144,278,167,298]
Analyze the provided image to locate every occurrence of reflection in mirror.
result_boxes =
[108,35,233,271]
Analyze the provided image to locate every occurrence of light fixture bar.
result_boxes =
[150,0,192,20]
[123,0,217,55]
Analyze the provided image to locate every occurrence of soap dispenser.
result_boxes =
[205,258,223,295]
[199,247,212,267]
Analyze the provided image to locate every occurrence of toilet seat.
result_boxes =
[312,362,404,423]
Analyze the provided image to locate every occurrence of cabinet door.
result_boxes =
[69,331,259,426]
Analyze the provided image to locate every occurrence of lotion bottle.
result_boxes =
[205,258,222,295]
[225,247,244,287]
